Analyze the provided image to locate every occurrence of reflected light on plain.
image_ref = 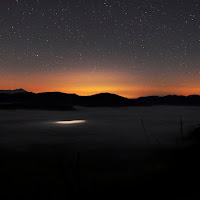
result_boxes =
[54,120,86,125]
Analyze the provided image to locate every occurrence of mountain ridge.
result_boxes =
[0,89,200,108]
[0,88,27,94]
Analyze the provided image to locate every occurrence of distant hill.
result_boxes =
[0,89,200,110]
[0,88,27,94]
[79,93,128,106]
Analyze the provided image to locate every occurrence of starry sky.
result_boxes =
[0,0,200,98]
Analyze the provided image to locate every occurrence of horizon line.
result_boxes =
[0,88,200,100]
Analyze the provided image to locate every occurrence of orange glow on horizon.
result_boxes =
[0,69,200,98]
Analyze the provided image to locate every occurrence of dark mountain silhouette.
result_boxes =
[0,89,200,110]
[0,88,27,94]
[79,93,128,106]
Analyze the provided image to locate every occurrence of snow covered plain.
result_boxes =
[0,106,200,148]
[0,105,200,169]
[1,106,200,198]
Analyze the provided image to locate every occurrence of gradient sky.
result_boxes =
[0,0,200,98]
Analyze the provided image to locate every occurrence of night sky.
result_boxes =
[0,0,200,98]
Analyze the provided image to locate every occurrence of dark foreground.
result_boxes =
[1,129,200,200]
